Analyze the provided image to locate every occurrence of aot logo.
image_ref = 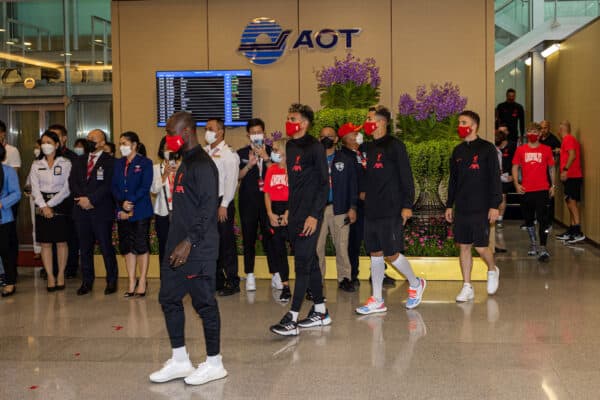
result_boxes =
[238,17,360,65]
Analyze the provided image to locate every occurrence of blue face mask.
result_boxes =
[74,147,85,156]
[271,152,282,163]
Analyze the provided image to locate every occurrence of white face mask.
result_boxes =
[33,148,41,158]
[120,145,132,157]
[41,143,56,156]
[74,147,85,156]
[355,132,364,145]
[205,130,217,145]
[271,152,282,163]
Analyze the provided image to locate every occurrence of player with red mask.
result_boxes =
[269,103,330,336]
[512,123,555,262]
[356,105,426,314]
[446,110,502,302]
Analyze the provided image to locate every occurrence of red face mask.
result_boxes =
[285,121,301,137]
[166,135,184,152]
[526,133,539,143]
[457,125,472,139]
[363,121,378,136]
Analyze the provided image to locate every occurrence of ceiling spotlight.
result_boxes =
[23,41,32,46]
[541,43,560,58]
[5,41,14,45]
[95,60,104,64]
[524,57,532,66]
[0,28,5,32]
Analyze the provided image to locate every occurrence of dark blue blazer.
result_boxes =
[329,150,358,215]
[111,153,153,221]
[69,151,116,221]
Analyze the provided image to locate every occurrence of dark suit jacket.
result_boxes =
[329,150,358,216]
[69,151,116,221]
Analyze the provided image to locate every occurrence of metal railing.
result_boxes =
[91,15,111,66]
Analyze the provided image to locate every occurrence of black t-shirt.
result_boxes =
[498,141,517,175]
[447,137,502,215]
[540,133,561,151]
[363,134,414,219]
[237,145,271,204]
[286,134,328,224]
[496,101,525,142]
[166,145,219,261]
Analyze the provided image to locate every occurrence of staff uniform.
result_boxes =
[0,165,21,286]
[447,137,502,247]
[29,156,72,243]
[151,160,176,264]
[158,145,220,354]
[237,145,273,276]
[112,153,153,255]
[205,141,240,291]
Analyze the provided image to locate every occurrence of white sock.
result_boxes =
[371,256,385,302]
[289,311,299,322]
[314,303,326,314]
[391,254,419,288]
[497,216,503,222]
[463,282,472,288]
[172,346,189,362]
[206,354,223,367]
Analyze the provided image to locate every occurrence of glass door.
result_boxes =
[8,105,65,247]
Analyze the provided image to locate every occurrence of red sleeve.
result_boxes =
[562,135,576,151]
[512,146,522,165]
[263,167,273,195]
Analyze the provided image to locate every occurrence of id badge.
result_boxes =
[97,167,104,181]
[53,165,62,176]
[258,178,264,191]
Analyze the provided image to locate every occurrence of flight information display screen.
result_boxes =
[156,69,252,127]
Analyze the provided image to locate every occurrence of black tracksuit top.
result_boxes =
[285,134,329,224]
[166,145,219,261]
[363,134,415,219]
[447,137,502,216]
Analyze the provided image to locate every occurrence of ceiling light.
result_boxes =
[0,29,5,32]
[524,57,532,66]
[60,52,72,56]
[509,67,521,76]
[95,60,104,64]
[541,43,560,58]
[23,41,32,46]
[5,41,14,45]
[94,39,104,43]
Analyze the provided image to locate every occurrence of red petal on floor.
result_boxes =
[113,325,124,331]
[29,386,38,390]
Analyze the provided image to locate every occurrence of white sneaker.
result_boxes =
[149,358,195,383]
[271,273,283,290]
[184,362,228,386]
[487,266,500,295]
[456,283,474,303]
[355,296,387,315]
[246,273,256,291]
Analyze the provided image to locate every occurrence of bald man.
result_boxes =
[69,129,118,295]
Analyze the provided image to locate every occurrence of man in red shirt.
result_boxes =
[512,123,556,262]
[555,120,585,244]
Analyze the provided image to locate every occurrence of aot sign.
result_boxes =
[238,17,360,65]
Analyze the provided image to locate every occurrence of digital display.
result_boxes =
[156,69,253,127]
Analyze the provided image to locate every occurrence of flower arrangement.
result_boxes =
[403,217,458,257]
[264,130,283,147]
[397,82,467,142]
[315,53,380,109]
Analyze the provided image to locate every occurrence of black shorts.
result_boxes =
[364,215,404,256]
[563,178,582,202]
[502,182,514,195]
[453,213,490,247]
[117,217,150,255]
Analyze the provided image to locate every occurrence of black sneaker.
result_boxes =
[218,284,240,297]
[383,274,396,287]
[566,233,586,245]
[338,278,356,293]
[537,248,550,262]
[270,312,299,336]
[351,277,361,287]
[297,306,332,328]
[556,228,573,240]
[279,286,291,302]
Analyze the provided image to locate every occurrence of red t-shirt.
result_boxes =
[512,143,555,192]
[264,165,289,202]
[560,134,583,178]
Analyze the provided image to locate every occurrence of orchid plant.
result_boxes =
[315,53,380,109]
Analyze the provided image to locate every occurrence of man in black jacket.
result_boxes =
[446,110,502,303]
[315,126,357,292]
[355,106,426,315]
[495,88,525,143]
[69,129,118,295]
[237,118,273,292]
[150,111,227,386]
[270,103,330,336]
